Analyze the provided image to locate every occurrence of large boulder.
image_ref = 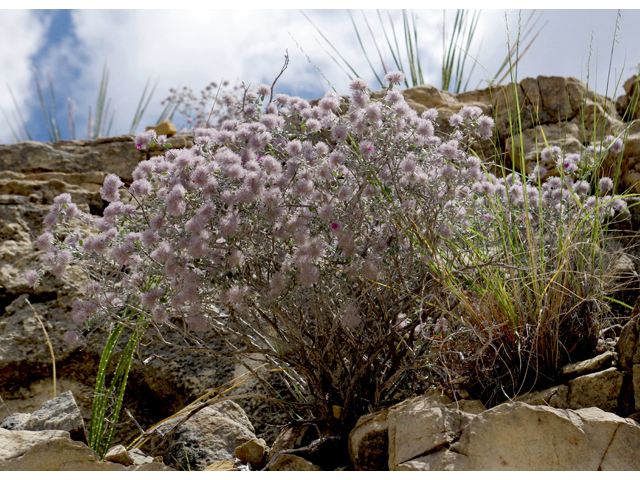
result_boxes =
[395,402,640,470]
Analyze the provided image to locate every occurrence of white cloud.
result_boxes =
[0,11,48,142]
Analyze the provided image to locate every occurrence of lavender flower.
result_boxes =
[135,130,155,150]
[100,174,124,203]
[599,177,614,193]
[384,71,405,86]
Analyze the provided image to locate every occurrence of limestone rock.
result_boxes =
[505,122,583,176]
[349,388,480,471]
[349,408,389,471]
[566,367,623,412]
[0,428,173,470]
[388,402,474,469]
[616,75,640,120]
[145,119,177,137]
[514,385,569,409]
[0,413,30,430]
[158,400,256,471]
[0,135,143,182]
[105,444,134,466]
[633,364,640,412]
[4,390,87,443]
[203,459,237,471]
[562,351,615,380]
[0,427,68,462]
[234,437,267,468]
[396,402,640,470]
[266,453,322,471]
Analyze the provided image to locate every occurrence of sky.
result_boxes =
[1,3,639,144]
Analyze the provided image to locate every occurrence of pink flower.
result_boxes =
[384,71,405,86]
[100,174,124,203]
[26,270,39,288]
[135,130,155,150]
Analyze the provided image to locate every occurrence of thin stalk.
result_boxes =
[381,10,408,88]
[92,62,109,139]
[300,10,361,81]
[361,9,388,75]
[47,72,61,142]
[67,98,76,141]
[32,67,54,142]
[129,76,160,135]
[0,104,22,142]
[348,10,384,87]
[25,298,56,399]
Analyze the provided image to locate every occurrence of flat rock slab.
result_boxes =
[396,402,640,471]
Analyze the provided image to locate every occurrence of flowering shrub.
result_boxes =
[159,80,246,133]
[28,70,630,434]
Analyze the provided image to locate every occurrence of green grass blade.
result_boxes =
[99,323,144,458]
[442,9,463,91]
[403,10,418,86]
[87,105,92,140]
[290,32,339,93]
[311,35,356,84]
[88,323,124,453]
[603,10,622,102]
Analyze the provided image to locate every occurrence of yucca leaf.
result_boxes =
[348,10,384,87]
[47,72,61,142]
[300,10,361,81]
[129,76,159,135]
[377,10,405,84]
[360,10,388,75]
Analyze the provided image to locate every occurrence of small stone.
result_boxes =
[567,367,623,412]
[0,413,31,430]
[104,444,135,466]
[515,385,568,408]
[633,364,640,411]
[2,391,87,444]
[128,448,155,465]
[146,120,177,137]
[267,453,322,471]
[234,438,267,468]
[203,460,237,471]
[562,351,614,379]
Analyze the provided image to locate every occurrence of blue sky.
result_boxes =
[1,4,639,144]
